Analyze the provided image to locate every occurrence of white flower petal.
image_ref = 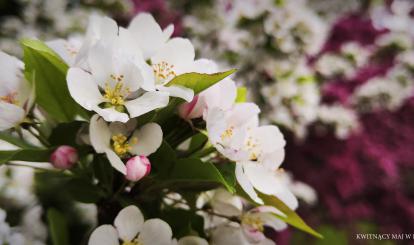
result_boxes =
[261,149,285,171]
[0,51,23,95]
[124,91,169,118]
[89,114,111,153]
[158,85,194,102]
[259,213,287,231]
[128,13,168,59]
[243,164,298,209]
[130,123,163,156]
[178,236,209,245]
[88,42,113,85]
[114,205,144,242]
[138,219,173,245]
[105,150,127,175]
[211,225,251,245]
[151,38,195,74]
[94,107,130,123]
[0,102,25,131]
[250,125,286,153]
[236,164,262,204]
[67,68,103,110]
[88,225,119,245]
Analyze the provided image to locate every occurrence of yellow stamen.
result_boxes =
[122,240,142,245]
[103,74,129,106]
[0,92,18,104]
[112,134,137,156]
[242,215,264,232]
[152,61,176,85]
[220,126,234,141]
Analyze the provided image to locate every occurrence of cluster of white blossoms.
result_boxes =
[0,5,321,242]
[0,0,132,56]
[89,205,208,245]
[0,52,33,131]
[0,207,46,245]
[315,42,370,80]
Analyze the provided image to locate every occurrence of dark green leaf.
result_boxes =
[0,148,52,165]
[65,177,104,203]
[47,208,69,245]
[92,155,114,194]
[49,121,85,147]
[21,39,88,122]
[149,141,176,178]
[170,158,235,193]
[166,70,237,94]
[161,208,205,238]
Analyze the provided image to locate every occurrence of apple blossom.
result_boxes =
[0,51,33,131]
[88,205,173,245]
[125,156,151,182]
[89,115,162,175]
[50,145,79,169]
[67,39,169,122]
[124,13,197,102]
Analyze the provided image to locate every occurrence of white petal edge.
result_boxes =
[130,123,163,156]
[67,68,103,110]
[105,150,127,175]
[138,219,173,245]
[89,114,111,153]
[88,225,119,245]
[124,91,169,118]
[114,205,144,242]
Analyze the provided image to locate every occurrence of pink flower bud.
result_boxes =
[178,95,204,120]
[50,145,78,169]
[125,156,151,182]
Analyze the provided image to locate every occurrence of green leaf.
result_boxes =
[47,208,69,245]
[21,39,88,122]
[92,154,114,194]
[0,132,37,149]
[49,121,85,147]
[235,86,247,103]
[65,177,104,203]
[161,208,205,238]
[0,148,51,164]
[149,141,176,178]
[170,158,235,193]
[166,70,237,94]
[258,192,323,239]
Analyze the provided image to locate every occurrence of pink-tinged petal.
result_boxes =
[178,95,203,120]
[50,145,78,169]
[241,224,266,243]
[125,156,151,182]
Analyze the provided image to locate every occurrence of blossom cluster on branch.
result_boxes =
[0,9,320,244]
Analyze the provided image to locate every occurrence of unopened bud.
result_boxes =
[125,156,151,182]
[178,95,204,120]
[50,145,78,169]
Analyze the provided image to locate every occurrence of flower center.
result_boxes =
[152,61,176,85]
[245,136,260,161]
[220,126,234,141]
[64,43,78,57]
[103,74,130,106]
[111,134,137,156]
[0,92,18,104]
[122,240,142,245]
[242,215,264,232]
